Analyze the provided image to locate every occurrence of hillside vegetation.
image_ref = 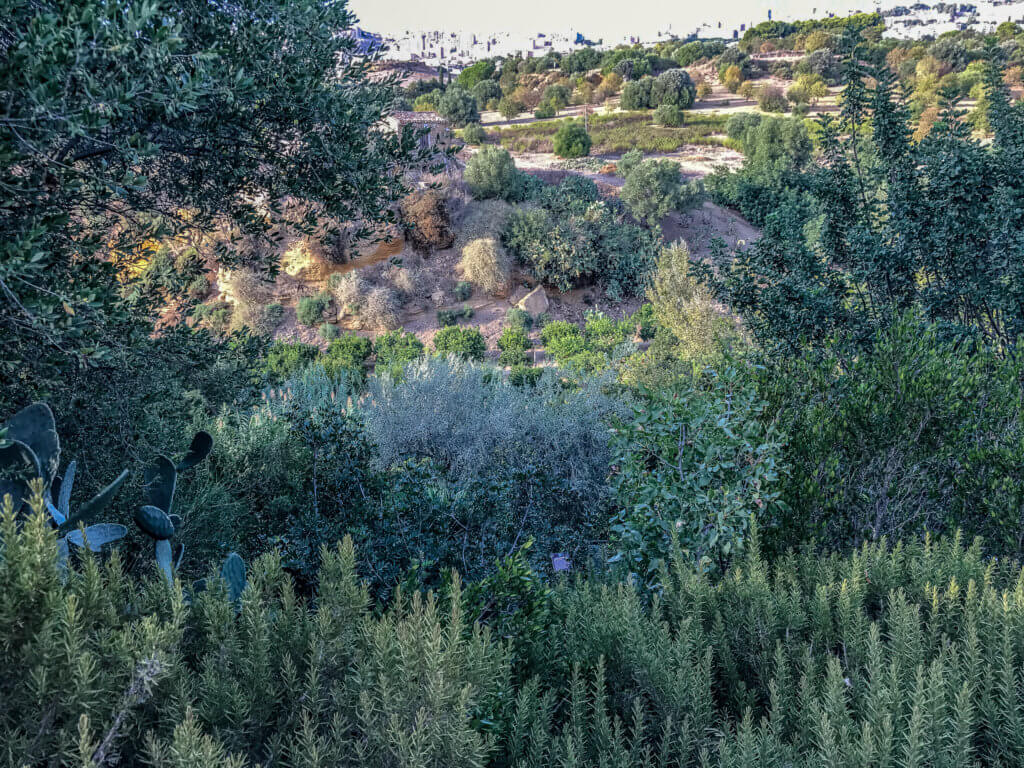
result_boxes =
[4,3,1024,767]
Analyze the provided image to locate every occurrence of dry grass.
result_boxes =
[458,238,511,297]
[363,286,401,330]
[454,199,514,250]
[328,271,368,316]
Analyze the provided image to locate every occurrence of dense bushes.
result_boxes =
[552,120,592,158]
[761,317,1024,557]
[461,122,488,144]
[7,498,1024,768]
[620,159,703,224]
[464,146,537,201]
[295,292,331,326]
[362,357,623,575]
[437,85,480,126]
[502,176,660,297]
[432,326,487,360]
[653,103,683,126]
[611,366,787,581]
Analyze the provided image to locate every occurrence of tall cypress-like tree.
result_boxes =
[702,50,1024,354]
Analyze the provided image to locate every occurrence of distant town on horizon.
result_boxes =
[346,0,1024,69]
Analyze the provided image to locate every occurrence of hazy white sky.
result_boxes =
[349,0,880,38]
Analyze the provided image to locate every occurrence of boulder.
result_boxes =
[517,285,549,316]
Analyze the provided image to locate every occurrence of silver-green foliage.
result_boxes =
[363,356,624,500]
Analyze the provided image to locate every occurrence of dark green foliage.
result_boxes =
[706,115,812,225]
[653,103,683,126]
[650,68,697,108]
[611,366,787,581]
[437,85,480,126]
[552,120,592,158]
[757,85,790,112]
[135,433,212,582]
[561,46,602,74]
[620,159,696,224]
[464,146,530,201]
[454,281,474,301]
[497,326,531,366]
[322,334,373,379]
[363,357,624,583]
[2,0,426,395]
[619,77,654,109]
[498,96,524,120]
[373,330,425,371]
[433,326,487,360]
[505,307,533,331]
[461,122,488,145]
[705,61,1024,352]
[509,364,543,386]
[539,314,635,373]
[0,403,130,561]
[437,306,475,327]
[264,341,319,383]
[761,316,1024,557]
[534,101,557,119]
[457,59,496,90]
[471,80,502,109]
[502,177,659,298]
[295,293,332,327]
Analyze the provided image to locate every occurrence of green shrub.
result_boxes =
[462,122,487,145]
[652,103,683,126]
[454,280,473,301]
[534,101,556,119]
[296,292,331,326]
[261,302,285,331]
[501,177,659,297]
[432,326,486,360]
[552,120,592,158]
[264,340,319,382]
[192,300,233,333]
[464,146,520,200]
[505,307,533,330]
[762,316,1024,558]
[497,96,524,120]
[363,356,624,576]
[319,322,339,340]
[616,148,643,176]
[541,321,585,361]
[611,365,787,580]
[757,85,790,112]
[497,326,530,366]
[322,334,373,378]
[620,158,685,224]
[373,330,425,371]
[437,84,479,126]
[0,511,509,768]
[436,306,475,327]
[650,68,696,108]
[620,77,653,109]
[508,364,542,386]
